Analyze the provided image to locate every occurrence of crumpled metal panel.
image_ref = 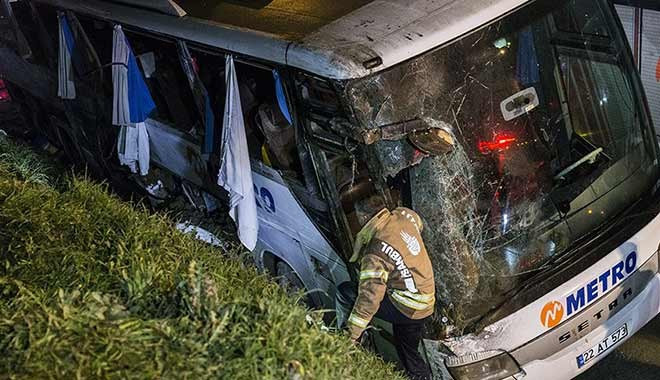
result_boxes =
[345,52,451,131]
[290,0,531,79]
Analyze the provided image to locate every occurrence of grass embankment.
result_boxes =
[0,137,404,379]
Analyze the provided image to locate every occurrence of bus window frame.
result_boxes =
[1,0,32,58]
[184,42,325,195]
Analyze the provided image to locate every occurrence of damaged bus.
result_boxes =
[2,0,660,378]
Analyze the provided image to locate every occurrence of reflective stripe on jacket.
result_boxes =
[348,207,435,341]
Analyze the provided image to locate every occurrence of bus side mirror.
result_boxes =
[409,127,455,156]
[361,117,457,156]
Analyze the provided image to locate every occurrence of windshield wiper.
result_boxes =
[554,147,604,180]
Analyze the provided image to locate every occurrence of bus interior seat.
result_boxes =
[254,101,296,170]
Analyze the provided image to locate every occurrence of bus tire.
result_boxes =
[274,260,314,308]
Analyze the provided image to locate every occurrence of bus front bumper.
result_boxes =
[519,273,660,379]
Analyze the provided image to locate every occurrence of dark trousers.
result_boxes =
[375,296,432,380]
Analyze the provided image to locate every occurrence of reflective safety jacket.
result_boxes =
[347,207,435,341]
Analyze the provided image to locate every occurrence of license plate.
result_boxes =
[576,323,628,368]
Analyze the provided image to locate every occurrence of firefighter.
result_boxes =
[347,203,435,380]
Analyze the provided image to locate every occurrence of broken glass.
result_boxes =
[341,0,658,330]
[373,139,426,178]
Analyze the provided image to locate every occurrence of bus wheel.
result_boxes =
[275,260,312,307]
[275,260,304,292]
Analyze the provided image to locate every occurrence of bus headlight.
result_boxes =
[446,351,521,380]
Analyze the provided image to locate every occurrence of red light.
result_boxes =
[0,79,9,102]
[0,88,10,102]
[479,134,517,154]
[191,57,199,74]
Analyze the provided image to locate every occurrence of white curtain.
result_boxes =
[217,55,259,251]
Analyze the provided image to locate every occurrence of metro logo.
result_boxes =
[540,301,564,328]
[539,251,638,329]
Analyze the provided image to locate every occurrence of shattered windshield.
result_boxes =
[343,0,658,328]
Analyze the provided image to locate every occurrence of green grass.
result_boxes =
[0,135,56,187]
[0,138,404,380]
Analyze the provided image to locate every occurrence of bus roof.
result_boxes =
[40,0,531,80]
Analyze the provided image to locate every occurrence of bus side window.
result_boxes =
[234,62,303,181]
[122,31,201,137]
[75,16,114,97]
[31,2,58,61]
[7,0,46,65]
[188,48,226,155]
[29,4,103,87]
[297,73,340,114]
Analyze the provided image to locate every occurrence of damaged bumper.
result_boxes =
[426,271,660,380]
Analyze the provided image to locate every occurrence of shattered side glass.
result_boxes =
[343,0,658,329]
[374,139,426,178]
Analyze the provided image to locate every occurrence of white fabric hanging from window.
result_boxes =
[116,123,150,175]
[217,55,258,251]
[112,25,155,176]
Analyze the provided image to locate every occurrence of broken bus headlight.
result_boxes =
[445,350,522,380]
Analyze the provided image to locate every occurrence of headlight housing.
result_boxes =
[446,351,522,380]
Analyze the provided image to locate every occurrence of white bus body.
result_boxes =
[1,1,659,379]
